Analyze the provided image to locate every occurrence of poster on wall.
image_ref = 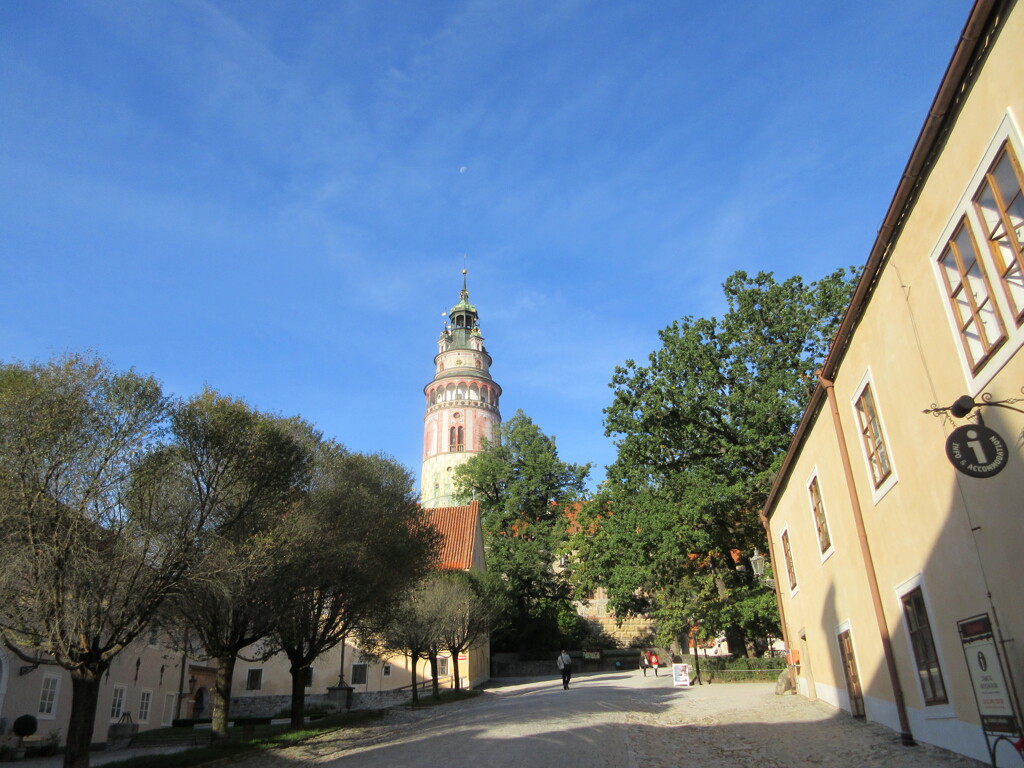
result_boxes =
[672,663,691,687]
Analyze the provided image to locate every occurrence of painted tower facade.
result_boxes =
[421,271,502,508]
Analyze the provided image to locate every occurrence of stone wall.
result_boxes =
[230,689,415,717]
[491,650,642,677]
[229,693,334,718]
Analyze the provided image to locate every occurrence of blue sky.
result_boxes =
[2,0,972,490]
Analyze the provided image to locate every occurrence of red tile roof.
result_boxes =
[427,500,480,571]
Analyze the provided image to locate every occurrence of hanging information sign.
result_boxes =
[946,425,1009,478]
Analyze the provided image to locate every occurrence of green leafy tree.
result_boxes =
[572,269,857,655]
[361,577,444,705]
[434,570,499,690]
[264,444,440,727]
[160,390,310,739]
[0,354,192,768]
[453,411,590,657]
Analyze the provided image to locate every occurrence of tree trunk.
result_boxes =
[211,655,236,740]
[64,667,103,768]
[451,651,461,690]
[409,654,419,705]
[289,660,307,730]
[429,654,439,699]
[725,626,748,658]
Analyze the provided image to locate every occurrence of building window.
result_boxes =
[933,119,1024,386]
[937,217,1006,370]
[110,685,127,721]
[807,476,832,556]
[38,674,60,718]
[350,663,368,686]
[303,667,313,688]
[974,141,1024,325]
[449,425,464,452]
[854,383,892,489]
[901,587,948,706]
[245,668,263,691]
[148,623,160,647]
[383,663,392,678]
[437,657,449,677]
[781,529,797,593]
[139,690,152,723]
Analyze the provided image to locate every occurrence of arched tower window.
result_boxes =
[449,425,465,452]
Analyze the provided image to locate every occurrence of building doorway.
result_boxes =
[837,629,865,718]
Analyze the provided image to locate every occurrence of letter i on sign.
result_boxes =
[966,430,988,463]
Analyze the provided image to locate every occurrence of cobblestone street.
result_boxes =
[217,672,987,768]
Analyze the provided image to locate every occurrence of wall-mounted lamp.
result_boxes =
[188,675,197,694]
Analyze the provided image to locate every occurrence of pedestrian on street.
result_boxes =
[648,650,661,677]
[556,650,573,690]
[639,652,649,676]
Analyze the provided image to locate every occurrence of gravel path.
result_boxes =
[110,672,990,767]
[32,675,983,765]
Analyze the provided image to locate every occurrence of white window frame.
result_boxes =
[931,111,1024,393]
[806,466,835,563]
[382,663,392,678]
[779,524,799,596]
[437,656,450,677]
[138,688,152,723]
[894,574,955,718]
[850,370,898,503]
[38,673,61,720]
[110,684,127,721]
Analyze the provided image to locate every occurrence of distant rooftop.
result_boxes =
[427,500,481,571]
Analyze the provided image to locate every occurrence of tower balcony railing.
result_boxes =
[427,399,498,411]
[449,444,465,452]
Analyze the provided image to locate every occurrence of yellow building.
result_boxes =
[0,631,202,750]
[763,1,1023,765]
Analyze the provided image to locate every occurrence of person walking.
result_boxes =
[639,651,649,676]
[556,650,573,690]
[648,650,661,677]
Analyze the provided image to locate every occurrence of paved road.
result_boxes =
[228,671,987,768]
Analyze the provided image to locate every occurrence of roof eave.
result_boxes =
[761,0,1006,523]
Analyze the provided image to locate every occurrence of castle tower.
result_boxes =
[421,270,502,508]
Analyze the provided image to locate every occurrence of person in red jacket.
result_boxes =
[647,650,661,676]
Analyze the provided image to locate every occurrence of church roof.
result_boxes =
[427,500,481,571]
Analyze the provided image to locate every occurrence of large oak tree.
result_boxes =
[572,269,857,655]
